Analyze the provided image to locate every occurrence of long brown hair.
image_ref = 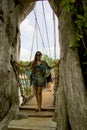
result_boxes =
[31,51,42,70]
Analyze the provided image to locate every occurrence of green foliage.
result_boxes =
[20,61,29,65]
[61,0,76,12]
[83,62,87,65]
[62,0,87,85]
[42,54,54,66]
[42,55,59,74]
[69,41,80,49]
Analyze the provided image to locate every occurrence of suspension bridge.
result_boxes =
[8,1,58,130]
[27,1,57,61]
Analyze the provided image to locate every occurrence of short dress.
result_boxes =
[31,61,51,87]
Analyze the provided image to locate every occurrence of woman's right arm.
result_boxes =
[11,55,31,68]
[15,61,23,67]
[14,61,31,68]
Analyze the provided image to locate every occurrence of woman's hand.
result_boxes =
[16,62,23,67]
[11,56,23,67]
[51,61,60,69]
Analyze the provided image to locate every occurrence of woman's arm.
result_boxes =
[11,55,31,68]
[51,61,60,69]
[15,61,31,68]
[51,64,57,69]
[43,60,59,70]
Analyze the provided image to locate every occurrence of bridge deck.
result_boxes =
[8,88,57,130]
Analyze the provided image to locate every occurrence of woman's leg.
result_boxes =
[37,86,42,112]
[33,86,38,110]
[47,82,52,91]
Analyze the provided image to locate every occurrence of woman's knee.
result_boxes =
[37,87,42,95]
[33,86,37,95]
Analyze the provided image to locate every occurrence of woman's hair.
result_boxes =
[31,51,42,70]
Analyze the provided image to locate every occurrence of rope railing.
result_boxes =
[11,57,33,104]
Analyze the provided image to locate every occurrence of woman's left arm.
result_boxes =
[51,61,60,69]
[44,60,59,70]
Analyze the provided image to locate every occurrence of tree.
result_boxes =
[42,54,54,66]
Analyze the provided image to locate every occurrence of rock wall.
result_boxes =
[0,1,19,129]
[0,0,17,120]
[0,0,35,129]
[49,0,87,130]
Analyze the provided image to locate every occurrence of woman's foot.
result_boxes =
[35,107,39,111]
[38,110,42,116]
[47,89,52,92]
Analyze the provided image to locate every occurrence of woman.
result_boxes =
[15,51,58,112]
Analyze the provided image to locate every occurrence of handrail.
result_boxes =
[11,57,33,105]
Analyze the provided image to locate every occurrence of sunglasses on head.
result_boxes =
[36,53,42,56]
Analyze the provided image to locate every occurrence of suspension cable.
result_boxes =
[30,22,36,61]
[42,1,51,56]
[35,5,38,51]
[33,10,47,54]
[36,22,38,51]
[53,11,56,59]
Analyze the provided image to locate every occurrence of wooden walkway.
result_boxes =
[8,88,57,130]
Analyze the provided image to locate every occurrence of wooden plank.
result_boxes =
[8,126,56,130]
[19,105,54,111]
[8,117,56,130]
[19,110,54,117]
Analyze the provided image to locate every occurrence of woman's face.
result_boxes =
[36,54,42,61]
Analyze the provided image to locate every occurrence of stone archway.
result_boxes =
[0,0,87,130]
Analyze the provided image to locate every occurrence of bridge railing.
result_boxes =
[11,58,34,105]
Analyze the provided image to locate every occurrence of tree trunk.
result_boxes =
[0,0,35,129]
[57,9,87,130]
[0,0,19,129]
[49,1,87,130]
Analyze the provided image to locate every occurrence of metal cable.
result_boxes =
[33,10,47,54]
[30,22,36,61]
[42,1,51,56]
[35,5,38,51]
[53,11,56,59]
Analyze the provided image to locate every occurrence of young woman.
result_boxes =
[15,51,58,112]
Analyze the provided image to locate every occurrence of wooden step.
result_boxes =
[8,117,57,130]
[19,110,54,117]
[8,126,56,130]
[19,105,54,111]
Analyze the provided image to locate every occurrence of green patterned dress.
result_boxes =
[26,61,51,87]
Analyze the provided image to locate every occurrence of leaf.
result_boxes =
[77,34,83,41]
[83,62,87,65]
[69,0,76,3]
[84,20,87,28]
[77,14,84,20]
[61,0,70,11]
[69,41,80,48]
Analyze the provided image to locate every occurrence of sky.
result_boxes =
[20,1,60,61]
